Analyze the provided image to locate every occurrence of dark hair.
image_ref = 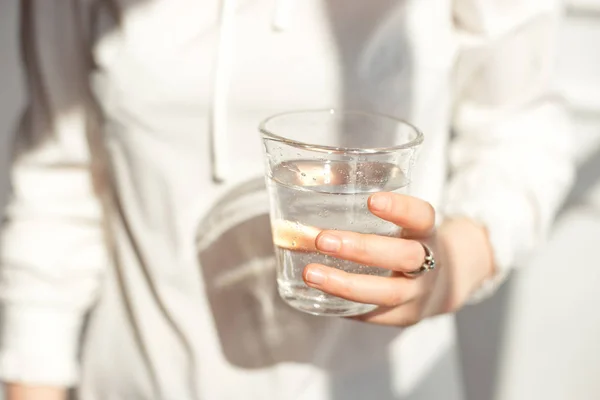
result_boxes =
[16,0,121,153]
[16,0,52,152]
[16,0,115,203]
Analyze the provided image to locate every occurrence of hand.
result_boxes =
[4,384,67,400]
[302,193,495,326]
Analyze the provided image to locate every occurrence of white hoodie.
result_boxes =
[0,0,573,399]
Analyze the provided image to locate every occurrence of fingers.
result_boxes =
[368,193,435,237]
[315,230,426,273]
[303,264,422,308]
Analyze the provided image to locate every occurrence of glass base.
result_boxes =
[278,284,377,317]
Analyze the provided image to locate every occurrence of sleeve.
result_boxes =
[445,0,576,302]
[0,1,108,386]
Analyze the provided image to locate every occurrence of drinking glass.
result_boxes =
[261,109,423,317]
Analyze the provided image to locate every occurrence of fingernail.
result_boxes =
[370,194,389,211]
[317,233,342,253]
[306,268,327,285]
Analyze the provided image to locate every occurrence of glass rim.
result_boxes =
[259,109,424,155]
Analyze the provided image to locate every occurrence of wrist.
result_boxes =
[4,383,67,400]
[436,217,495,309]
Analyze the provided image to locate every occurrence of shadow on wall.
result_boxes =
[561,137,600,212]
[457,278,514,400]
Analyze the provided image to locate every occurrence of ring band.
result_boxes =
[404,242,436,277]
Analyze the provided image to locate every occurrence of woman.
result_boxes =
[1,0,573,399]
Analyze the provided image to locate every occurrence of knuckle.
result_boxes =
[423,202,436,229]
[425,202,436,219]
[402,198,436,231]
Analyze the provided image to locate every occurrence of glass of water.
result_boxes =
[260,109,423,317]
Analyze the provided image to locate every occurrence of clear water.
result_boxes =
[267,159,409,316]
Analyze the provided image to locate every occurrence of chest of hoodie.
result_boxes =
[90,0,455,229]
[91,0,454,137]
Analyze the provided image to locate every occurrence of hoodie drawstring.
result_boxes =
[210,0,237,183]
[209,0,294,183]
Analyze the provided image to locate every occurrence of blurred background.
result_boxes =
[1,1,600,399]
